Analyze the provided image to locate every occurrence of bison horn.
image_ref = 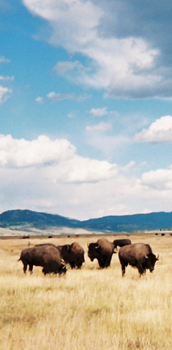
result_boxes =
[156,254,159,260]
[95,243,100,249]
[145,255,148,259]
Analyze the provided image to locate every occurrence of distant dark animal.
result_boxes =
[113,239,131,249]
[155,233,158,235]
[57,242,85,269]
[48,235,53,238]
[21,235,30,239]
[118,243,159,277]
[88,238,115,268]
[161,233,165,236]
[18,245,66,275]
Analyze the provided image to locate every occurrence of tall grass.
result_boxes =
[0,234,172,349]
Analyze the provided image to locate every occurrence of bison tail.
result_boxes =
[17,257,21,262]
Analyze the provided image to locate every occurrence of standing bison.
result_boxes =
[113,239,131,249]
[88,238,115,268]
[118,243,159,277]
[18,245,66,275]
[56,242,85,269]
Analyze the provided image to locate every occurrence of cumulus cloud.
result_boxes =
[0,76,14,81]
[35,96,44,104]
[22,0,172,99]
[86,122,112,132]
[134,116,172,143]
[0,86,12,105]
[89,107,108,117]
[0,134,172,219]
[0,134,118,183]
[47,91,89,102]
[0,56,10,64]
[0,134,76,167]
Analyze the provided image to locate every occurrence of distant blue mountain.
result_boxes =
[0,209,172,232]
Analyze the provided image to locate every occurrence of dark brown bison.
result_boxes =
[113,239,131,249]
[56,242,85,269]
[18,245,66,275]
[88,238,115,268]
[118,243,159,277]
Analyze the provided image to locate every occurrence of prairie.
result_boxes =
[0,233,172,350]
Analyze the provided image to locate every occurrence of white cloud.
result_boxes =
[0,56,10,64]
[35,96,44,104]
[47,91,89,102]
[86,122,112,132]
[0,86,12,105]
[0,76,14,81]
[47,91,75,101]
[89,107,108,117]
[140,166,172,190]
[22,0,166,99]
[0,134,75,167]
[134,116,172,143]
[1,134,172,219]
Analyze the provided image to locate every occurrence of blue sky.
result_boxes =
[1,0,172,220]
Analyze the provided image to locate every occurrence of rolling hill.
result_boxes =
[0,209,172,233]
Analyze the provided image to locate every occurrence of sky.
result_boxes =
[1,0,172,220]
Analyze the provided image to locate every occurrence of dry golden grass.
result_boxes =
[0,233,172,350]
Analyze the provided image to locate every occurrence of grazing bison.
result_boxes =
[118,243,159,277]
[88,238,115,268]
[18,245,66,275]
[57,242,85,269]
[113,239,131,249]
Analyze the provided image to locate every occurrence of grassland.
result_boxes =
[0,233,172,350]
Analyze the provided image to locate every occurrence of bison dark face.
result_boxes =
[88,243,100,261]
[144,253,159,272]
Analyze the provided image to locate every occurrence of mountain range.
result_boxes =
[0,209,172,233]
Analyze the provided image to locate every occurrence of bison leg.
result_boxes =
[23,262,27,274]
[29,264,33,274]
[42,266,49,275]
[121,264,126,277]
[70,262,76,269]
[76,261,82,269]
[137,263,146,276]
[121,262,128,277]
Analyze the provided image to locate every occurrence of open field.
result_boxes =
[0,233,172,350]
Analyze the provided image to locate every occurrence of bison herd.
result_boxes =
[18,238,159,277]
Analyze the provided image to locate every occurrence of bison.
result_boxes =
[113,239,131,249]
[18,245,66,275]
[88,238,115,268]
[57,242,85,269]
[118,243,159,277]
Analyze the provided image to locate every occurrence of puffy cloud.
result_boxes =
[89,107,108,117]
[86,122,112,132]
[53,155,118,183]
[22,0,171,99]
[47,91,89,102]
[0,76,14,81]
[35,96,44,104]
[0,86,12,105]
[47,91,75,101]
[0,56,10,64]
[134,116,172,143]
[140,166,172,190]
[1,134,172,219]
[0,134,75,167]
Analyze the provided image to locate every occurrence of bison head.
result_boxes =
[59,245,71,263]
[88,242,101,261]
[144,253,159,272]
